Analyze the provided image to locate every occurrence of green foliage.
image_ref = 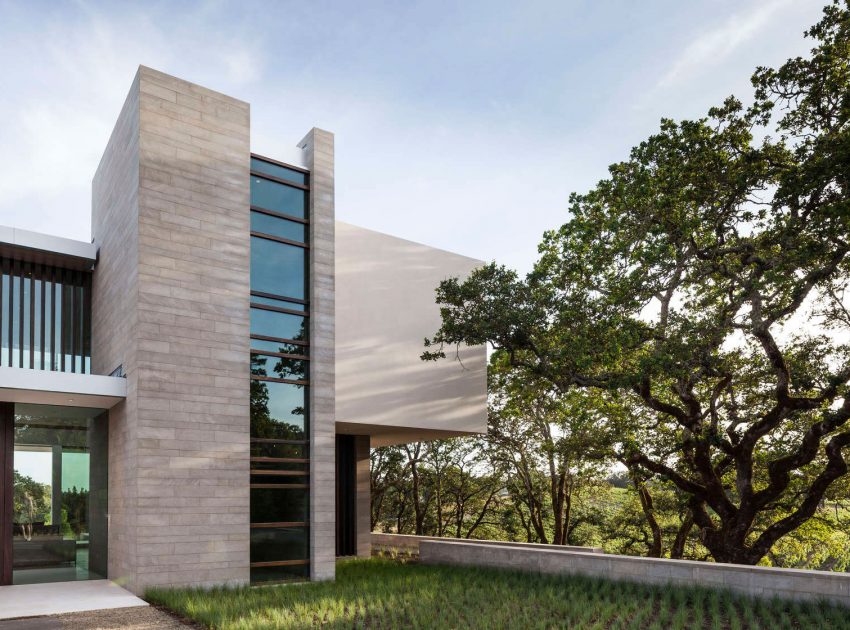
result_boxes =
[61,486,89,537]
[147,557,850,629]
[13,470,50,540]
[424,1,850,565]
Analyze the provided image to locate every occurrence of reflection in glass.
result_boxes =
[250,441,307,460]
[250,488,308,523]
[250,338,308,356]
[250,563,309,583]
[250,379,306,440]
[250,527,308,562]
[251,354,307,381]
[250,158,308,186]
[251,177,307,219]
[12,404,108,585]
[251,212,306,243]
[249,156,311,583]
[250,308,306,342]
[250,237,306,300]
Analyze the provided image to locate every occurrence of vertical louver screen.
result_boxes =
[0,258,91,373]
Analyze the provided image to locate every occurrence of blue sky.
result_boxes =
[0,0,826,273]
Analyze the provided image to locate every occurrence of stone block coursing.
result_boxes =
[298,128,336,581]
[92,65,251,593]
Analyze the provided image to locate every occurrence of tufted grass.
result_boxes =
[146,557,850,629]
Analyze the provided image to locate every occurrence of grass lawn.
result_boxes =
[147,557,850,629]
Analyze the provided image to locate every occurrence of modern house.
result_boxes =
[0,66,486,593]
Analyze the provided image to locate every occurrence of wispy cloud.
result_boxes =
[656,0,793,90]
[0,1,266,240]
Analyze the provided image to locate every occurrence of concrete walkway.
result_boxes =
[0,580,146,620]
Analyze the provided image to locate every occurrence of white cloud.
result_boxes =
[657,0,793,90]
[0,1,266,241]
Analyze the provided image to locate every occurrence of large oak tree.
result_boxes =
[424,2,850,564]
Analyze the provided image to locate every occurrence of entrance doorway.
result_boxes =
[335,435,356,557]
[0,403,108,585]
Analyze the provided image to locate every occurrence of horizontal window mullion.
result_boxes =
[250,522,308,528]
[251,375,309,386]
[250,206,309,224]
[250,171,309,191]
[251,290,308,306]
[251,438,308,445]
[251,349,309,360]
[250,302,309,317]
[251,152,311,176]
[250,483,310,490]
[251,334,308,347]
[251,457,310,464]
[251,231,309,249]
[250,560,310,568]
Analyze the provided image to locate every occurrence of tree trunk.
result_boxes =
[632,476,662,558]
[670,510,694,559]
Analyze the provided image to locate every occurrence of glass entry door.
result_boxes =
[0,403,108,585]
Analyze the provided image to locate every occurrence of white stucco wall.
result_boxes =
[335,221,487,446]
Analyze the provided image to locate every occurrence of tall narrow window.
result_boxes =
[249,155,311,583]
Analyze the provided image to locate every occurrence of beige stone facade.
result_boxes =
[0,64,485,593]
[298,128,337,581]
[92,66,252,592]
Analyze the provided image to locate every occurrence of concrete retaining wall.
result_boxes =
[420,540,850,606]
[372,533,602,555]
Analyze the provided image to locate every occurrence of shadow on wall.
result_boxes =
[335,222,487,435]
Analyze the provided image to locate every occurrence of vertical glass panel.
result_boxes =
[250,380,306,440]
[62,283,71,372]
[250,237,306,300]
[250,158,308,186]
[2,273,8,367]
[251,212,306,243]
[12,404,108,584]
[250,527,308,562]
[33,279,41,369]
[44,280,52,371]
[22,272,30,369]
[250,177,307,219]
[250,563,309,583]
[250,488,308,523]
[11,274,19,368]
[250,308,306,342]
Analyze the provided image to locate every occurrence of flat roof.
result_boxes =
[0,225,97,270]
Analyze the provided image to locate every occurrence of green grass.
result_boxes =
[146,557,850,630]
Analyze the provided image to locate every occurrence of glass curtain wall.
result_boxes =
[0,259,92,373]
[11,403,108,585]
[249,155,311,583]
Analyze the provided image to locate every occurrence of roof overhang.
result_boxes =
[336,421,481,448]
[0,367,126,409]
[0,226,97,271]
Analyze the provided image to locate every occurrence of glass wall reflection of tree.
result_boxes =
[248,155,310,583]
[11,405,108,585]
